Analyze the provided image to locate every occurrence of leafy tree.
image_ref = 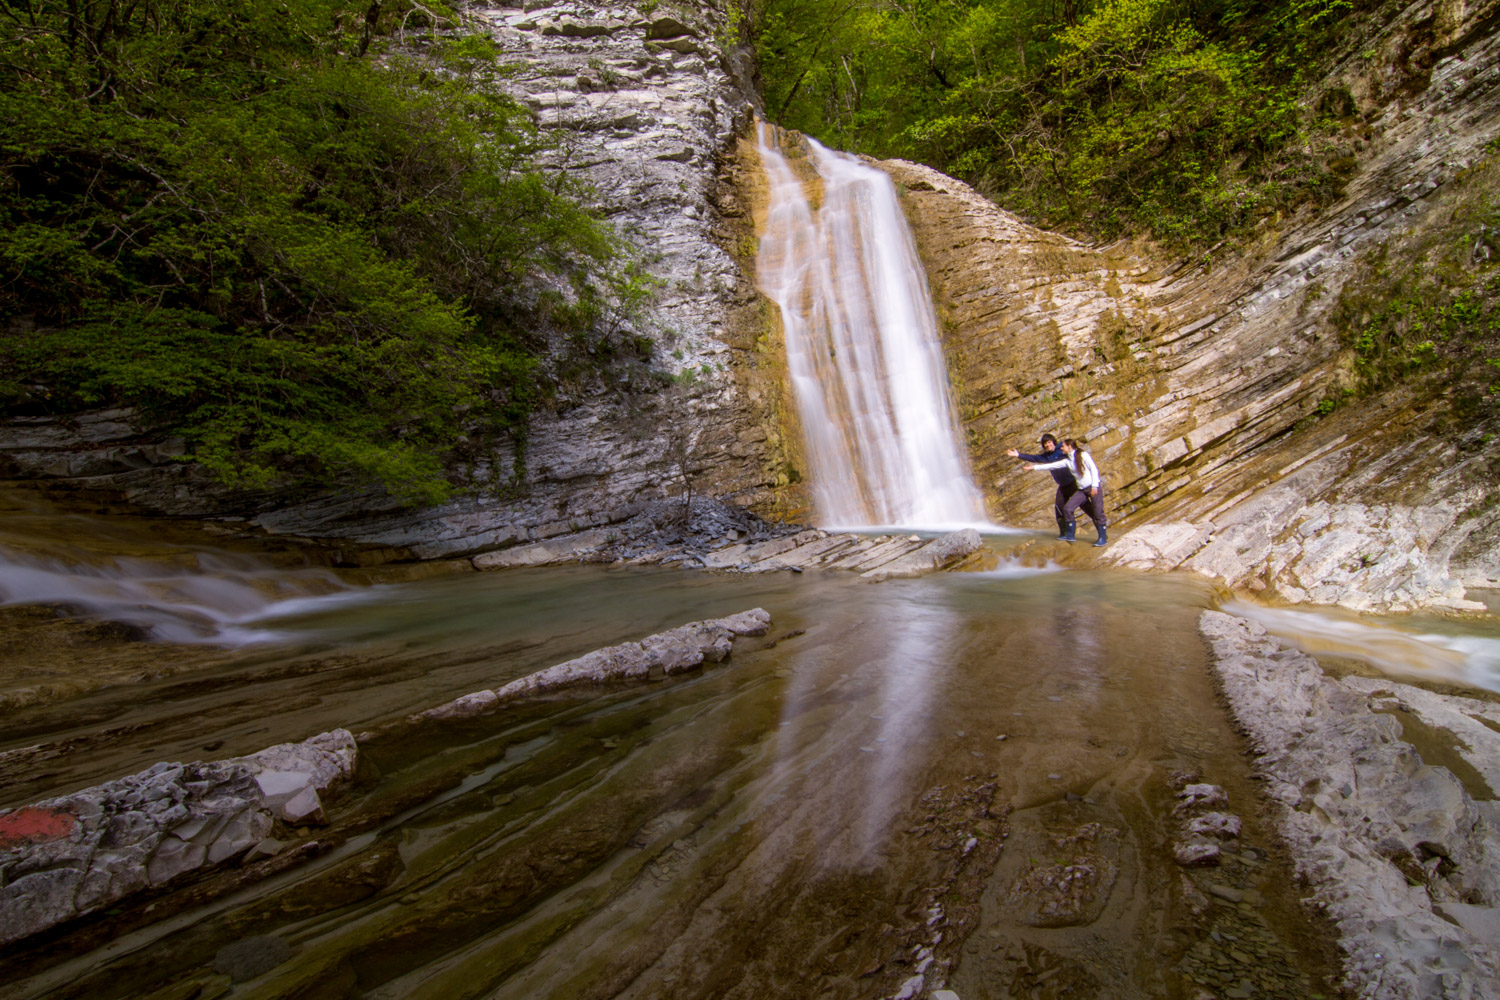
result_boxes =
[755,0,1360,247]
[0,0,633,502]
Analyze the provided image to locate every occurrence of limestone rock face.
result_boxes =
[884,0,1500,610]
[1200,611,1500,998]
[0,729,356,947]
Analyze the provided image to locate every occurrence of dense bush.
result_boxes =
[755,0,1359,247]
[0,0,630,501]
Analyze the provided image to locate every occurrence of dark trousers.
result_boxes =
[1052,483,1074,536]
[1062,486,1108,536]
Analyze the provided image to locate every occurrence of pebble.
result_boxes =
[1207,884,1244,902]
[995,734,1008,741]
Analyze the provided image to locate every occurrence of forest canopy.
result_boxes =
[755,0,1359,246]
[0,0,627,501]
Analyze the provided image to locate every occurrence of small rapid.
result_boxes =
[0,545,362,645]
[755,123,991,531]
[0,488,361,645]
[1225,599,1500,693]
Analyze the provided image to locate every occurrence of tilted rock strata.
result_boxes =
[0,729,356,948]
[1199,611,1500,999]
[412,608,772,722]
[886,0,1500,610]
[469,513,984,579]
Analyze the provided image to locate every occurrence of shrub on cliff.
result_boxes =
[0,0,628,501]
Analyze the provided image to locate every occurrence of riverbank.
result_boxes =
[1201,610,1500,1000]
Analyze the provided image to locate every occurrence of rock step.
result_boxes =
[473,522,985,579]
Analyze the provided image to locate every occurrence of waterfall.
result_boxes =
[755,123,990,530]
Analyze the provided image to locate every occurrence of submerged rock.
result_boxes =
[0,729,356,947]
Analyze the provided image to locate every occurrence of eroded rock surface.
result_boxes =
[412,608,772,722]
[1200,610,1500,998]
[0,729,356,947]
[468,497,984,577]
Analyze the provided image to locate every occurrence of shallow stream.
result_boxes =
[0,496,1384,1000]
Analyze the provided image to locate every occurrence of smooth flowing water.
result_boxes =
[755,123,989,531]
[1,499,1357,1000]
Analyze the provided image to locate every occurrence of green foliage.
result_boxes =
[0,0,629,502]
[755,0,1361,247]
[1330,182,1500,416]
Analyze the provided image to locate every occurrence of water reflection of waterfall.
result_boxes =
[755,123,989,530]
[0,544,360,645]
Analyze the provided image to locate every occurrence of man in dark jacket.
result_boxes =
[1006,434,1077,539]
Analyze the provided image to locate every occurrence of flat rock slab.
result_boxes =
[412,608,773,723]
[0,729,356,948]
[1200,611,1500,999]
[473,524,985,580]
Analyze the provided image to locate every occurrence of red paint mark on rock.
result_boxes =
[0,807,77,848]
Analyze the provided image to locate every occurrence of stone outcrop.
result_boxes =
[1200,611,1500,998]
[0,729,356,947]
[412,608,771,722]
[881,0,1500,610]
[466,498,984,578]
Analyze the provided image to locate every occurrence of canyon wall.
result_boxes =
[4,0,1499,612]
[883,0,1500,610]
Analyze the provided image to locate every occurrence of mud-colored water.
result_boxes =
[0,498,1352,1000]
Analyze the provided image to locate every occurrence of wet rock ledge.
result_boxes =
[0,609,772,950]
[470,497,985,581]
[1200,611,1500,999]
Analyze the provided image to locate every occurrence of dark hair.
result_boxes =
[1063,438,1084,475]
[1039,433,1058,447]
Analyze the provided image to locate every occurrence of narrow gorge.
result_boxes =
[2,2,1500,999]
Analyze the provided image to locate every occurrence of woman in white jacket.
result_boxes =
[1022,438,1108,546]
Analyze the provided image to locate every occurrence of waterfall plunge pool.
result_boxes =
[0,505,1375,1000]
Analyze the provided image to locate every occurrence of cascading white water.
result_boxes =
[0,545,364,645]
[755,122,989,530]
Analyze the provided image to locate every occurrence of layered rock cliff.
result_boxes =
[875,0,1500,610]
[4,0,1499,612]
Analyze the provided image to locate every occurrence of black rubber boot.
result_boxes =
[1093,527,1107,547]
[1060,523,1076,542]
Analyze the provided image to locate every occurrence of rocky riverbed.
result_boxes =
[1201,610,1500,999]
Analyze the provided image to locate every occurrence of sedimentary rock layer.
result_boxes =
[0,730,357,947]
[1200,610,1500,999]
[884,0,1500,610]
[469,514,985,579]
[0,606,784,950]
[0,1,777,559]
